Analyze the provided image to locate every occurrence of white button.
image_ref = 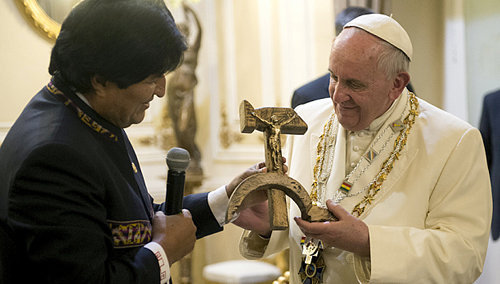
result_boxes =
[320,173,329,182]
[357,132,364,137]
[353,146,360,152]
[350,162,356,168]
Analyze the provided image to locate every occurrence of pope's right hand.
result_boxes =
[152,210,196,265]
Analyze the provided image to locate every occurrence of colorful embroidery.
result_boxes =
[47,81,118,142]
[339,181,352,193]
[390,119,405,132]
[364,149,378,163]
[108,219,152,248]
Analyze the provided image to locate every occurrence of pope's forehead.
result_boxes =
[331,28,382,59]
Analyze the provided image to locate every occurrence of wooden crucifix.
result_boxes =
[227,100,335,230]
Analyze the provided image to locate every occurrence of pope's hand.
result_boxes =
[294,200,370,257]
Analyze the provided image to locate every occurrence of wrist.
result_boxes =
[144,242,170,284]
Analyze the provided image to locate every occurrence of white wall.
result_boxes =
[392,0,444,108]
[464,0,500,128]
[0,0,53,124]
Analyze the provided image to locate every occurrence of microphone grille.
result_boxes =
[166,147,190,171]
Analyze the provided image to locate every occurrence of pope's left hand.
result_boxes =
[294,199,371,257]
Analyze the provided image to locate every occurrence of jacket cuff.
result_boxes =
[353,254,371,283]
[144,242,170,284]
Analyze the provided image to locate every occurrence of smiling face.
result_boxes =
[86,74,166,128]
[328,28,405,131]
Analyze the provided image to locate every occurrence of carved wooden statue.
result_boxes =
[165,4,203,284]
[227,101,336,230]
[167,3,203,175]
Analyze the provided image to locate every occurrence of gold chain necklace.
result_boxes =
[310,112,336,206]
[310,93,419,217]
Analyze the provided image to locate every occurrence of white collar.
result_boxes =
[349,91,404,136]
[76,92,92,107]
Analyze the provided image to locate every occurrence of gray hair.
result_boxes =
[376,39,410,80]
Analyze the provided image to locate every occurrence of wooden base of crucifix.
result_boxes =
[227,101,336,230]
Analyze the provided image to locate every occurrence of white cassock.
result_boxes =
[240,89,492,283]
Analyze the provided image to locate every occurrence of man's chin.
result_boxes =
[123,115,146,128]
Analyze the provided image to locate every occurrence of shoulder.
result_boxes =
[1,89,105,176]
[417,98,473,131]
[415,98,480,147]
[483,89,500,104]
[294,74,330,94]
[292,74,330,108]
[6,93,88,148]
[294,98,333,132]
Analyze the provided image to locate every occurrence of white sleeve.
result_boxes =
[144,241,170,284]
[207,185,230,226]
[357,128,492,283]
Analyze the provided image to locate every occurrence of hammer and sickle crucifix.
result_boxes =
[226,100,335,230]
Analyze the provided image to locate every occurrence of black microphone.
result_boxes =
[164,147,190,215]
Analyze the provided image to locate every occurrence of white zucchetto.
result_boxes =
[344,14,413,61]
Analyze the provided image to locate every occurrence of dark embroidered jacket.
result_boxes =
[0,75,222,283]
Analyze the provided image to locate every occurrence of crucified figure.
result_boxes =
[252,112,297,172]
[229,100,334,230]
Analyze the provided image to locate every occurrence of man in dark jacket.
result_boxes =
[480,89,500,241]
[0,0,262,283]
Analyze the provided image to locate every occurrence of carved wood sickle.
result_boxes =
[226,100,334,230]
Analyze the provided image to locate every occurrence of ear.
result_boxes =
[155,75,166,96]
[90,75,108,96]
[389,72,410,100]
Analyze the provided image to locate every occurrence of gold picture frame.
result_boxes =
[17,0,61,40]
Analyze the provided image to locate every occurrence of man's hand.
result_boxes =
[152,210,196,266]
[225,162,266,198]
[225,158,288,198]
[294,200,370,257]
[226,162,271,236]
[232,200,271,237]
[225,159,288,237]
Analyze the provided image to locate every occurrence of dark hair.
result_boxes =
[49,0,187,93]
[335,6,374,35]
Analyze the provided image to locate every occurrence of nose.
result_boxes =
[330,79,349,104]
[154,75,166,98]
